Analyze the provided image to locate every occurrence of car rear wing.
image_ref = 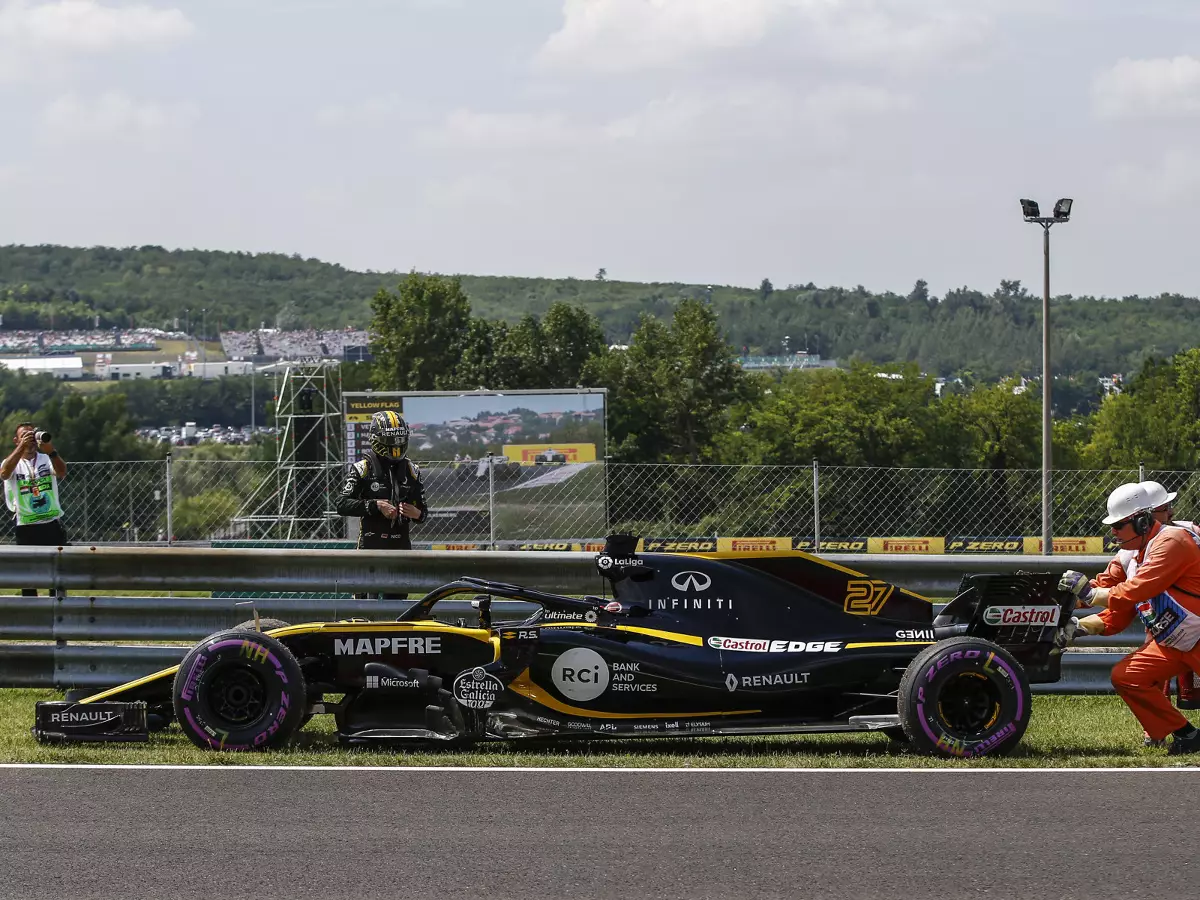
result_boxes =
[933,572,1076,683]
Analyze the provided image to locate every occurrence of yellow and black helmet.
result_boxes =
[368,410,410,460]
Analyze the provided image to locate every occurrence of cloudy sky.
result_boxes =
[1,0,1198,299]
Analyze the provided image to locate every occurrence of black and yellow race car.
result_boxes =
[33,535,1076,759]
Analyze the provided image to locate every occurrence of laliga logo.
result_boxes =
[671,571,712,592]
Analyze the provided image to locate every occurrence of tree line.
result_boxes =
[368,273,1200,472]
[1,268,1198,479]
[4,245,1200,387]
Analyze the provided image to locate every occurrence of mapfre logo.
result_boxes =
[843,580,894,616]
[670,571,712,592]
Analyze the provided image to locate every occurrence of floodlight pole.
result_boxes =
[1041,221,1052,556]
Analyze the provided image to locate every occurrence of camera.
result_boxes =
[35,430,52,444]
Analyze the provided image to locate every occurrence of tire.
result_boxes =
[881,725,909,742]
[898,637,1031,759]
[234,618,292,633]
[233,619,319,728]
[173,629,307,751]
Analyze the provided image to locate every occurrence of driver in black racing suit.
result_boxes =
[335,410,427,598]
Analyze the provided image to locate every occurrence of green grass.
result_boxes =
[2,690,1196,767]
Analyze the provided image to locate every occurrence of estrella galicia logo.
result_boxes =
[671,571,712,592]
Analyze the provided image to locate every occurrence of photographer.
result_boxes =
[2,423,68,595]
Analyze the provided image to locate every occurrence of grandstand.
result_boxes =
[0,328,186,355]
[219,328,371,361]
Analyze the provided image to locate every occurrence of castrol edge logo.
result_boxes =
[982,605,1060,627]
[707,636,843,653]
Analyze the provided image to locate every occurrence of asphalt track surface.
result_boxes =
[2,766,1199,900]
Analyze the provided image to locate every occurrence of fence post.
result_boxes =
[1139,461,1145,483]
[603,455,612,537]
[812,458,821,549]
[487,452,496,550]
[82,467,90,543]
[165,453,174,546]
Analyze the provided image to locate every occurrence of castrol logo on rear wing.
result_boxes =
[982,605,1060,627]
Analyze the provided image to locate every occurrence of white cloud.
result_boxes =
[0,0,192,51]
[536,0,989,73]
[39,91,198,146]
[0,0,192,84]
[1108,148,1200,203]
[1093,56,1200,119]
[421,80,911,157]
[538,0,784,72]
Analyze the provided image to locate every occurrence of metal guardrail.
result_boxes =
[0,545,601,594]
[0,547,1134,693]
[0,546,1109,594]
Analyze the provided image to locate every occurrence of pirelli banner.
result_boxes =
[1022,537,1106,555]
[426,536,1111,553]
[792,537,868,553]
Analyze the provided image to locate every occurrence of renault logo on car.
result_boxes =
[671,571,712,592]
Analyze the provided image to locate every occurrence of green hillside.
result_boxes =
[2,244,1199,380]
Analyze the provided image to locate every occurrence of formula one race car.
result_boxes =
[33,535,1077,759]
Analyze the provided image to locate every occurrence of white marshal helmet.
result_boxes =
[1103,482,1154,525]
[1140,480,1178,510]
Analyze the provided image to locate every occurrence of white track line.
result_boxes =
[2,763,1200,773]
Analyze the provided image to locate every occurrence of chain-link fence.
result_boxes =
[2,458,1195,546]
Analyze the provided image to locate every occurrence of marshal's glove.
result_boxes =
[1054,615,1083,649]
[1058,570,1094,606]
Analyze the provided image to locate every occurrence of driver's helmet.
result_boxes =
[369,410,410,460]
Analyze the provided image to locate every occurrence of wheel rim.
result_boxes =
[207,666,268,727]
[936,671,1001,737]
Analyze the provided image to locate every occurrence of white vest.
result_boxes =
[3,452,63,526]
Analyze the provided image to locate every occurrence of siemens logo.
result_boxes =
[334,636,442,656]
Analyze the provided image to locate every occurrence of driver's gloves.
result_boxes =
[1058,570,1094,606]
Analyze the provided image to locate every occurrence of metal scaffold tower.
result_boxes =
[235,361,344,540]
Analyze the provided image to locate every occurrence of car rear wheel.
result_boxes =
[173,629,307,751]
[898,637,1031,759]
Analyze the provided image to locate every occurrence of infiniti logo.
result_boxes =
[671,571,712,592]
